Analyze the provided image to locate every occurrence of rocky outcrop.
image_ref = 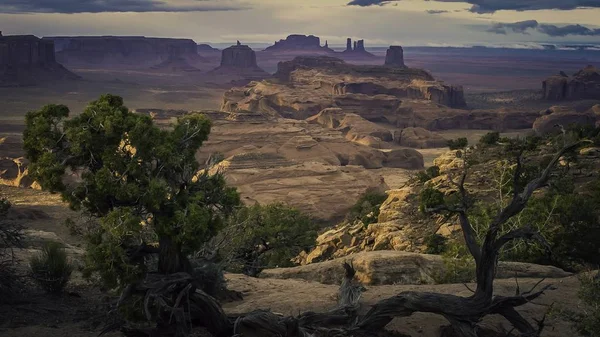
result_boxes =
[207,43,269,78]
[222,56,467,121]
[211,161,388,222]
[394,127,447,149]
[264,35,334,54]
[385,46,405,68]
[543,65,600,100]
[265,251,571,286]
[0,34,78,86]
[342,38,375,58]
[46,36,207,69]
[533,106,598,135]
[307,108,393,149]
[384,149,424,169]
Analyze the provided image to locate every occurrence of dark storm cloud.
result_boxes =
[486,20,539,34]
[538,24,600,36]
[0,0,247,14]
[426,9,449,14]
[347,0,600,13]
[485,20,600,37]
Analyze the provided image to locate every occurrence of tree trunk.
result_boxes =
[158,237,192,275]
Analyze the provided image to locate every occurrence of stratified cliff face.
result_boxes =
[543,65,600,100]
[221,56,465,120]
[45,36,207,69]
[0,34,78,86]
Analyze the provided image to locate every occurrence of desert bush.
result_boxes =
[433,242,476,284]
[222,203,318,276]
[347,191,388,225]
[417,166,441,184]
[479,131,500,145]
[447,137,468,150]
[419,186,445,213]
[424,233,448,254]
[29,242,73,293]
[575,273,600,336]
[0,198,24,300]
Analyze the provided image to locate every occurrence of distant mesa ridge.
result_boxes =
[0,33,79,86]
[263,34,334,54]
[44,35,207,69]
[207,42,269,78]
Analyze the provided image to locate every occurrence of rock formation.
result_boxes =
[342,38,375,58]
[266,250,571,286]
[394,127,447,149]
[0,34,78,86]
[197,43,220,53]
[264,34,334,54]
[533,106,598,135]
[45,36,207,69]
[543,65,600,100]
[222,56,467,122]
[384,46,405,68]
[207,43,269,78]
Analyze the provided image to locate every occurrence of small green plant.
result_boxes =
[433,242,476,284]
[29,242,73,293]
[479,132,500,145]
[347,191,388,225]
[447,137,468,150]
[424,234,448,254]
[419,186,445,213]
[417,166,441,184]
[575,273,600,336]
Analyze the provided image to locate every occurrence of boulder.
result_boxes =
[533,109,597,135]
[262,251,571,286]
[385,46,405,68]
[383,149,424,170]
[395,127,447,149]
[378,187,414,223]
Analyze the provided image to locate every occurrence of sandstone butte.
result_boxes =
[543,65,600,100]
[0,33,79,86]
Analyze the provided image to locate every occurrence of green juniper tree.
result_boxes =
[23,94,240,289]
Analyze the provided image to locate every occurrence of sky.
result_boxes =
[1,0,600,47]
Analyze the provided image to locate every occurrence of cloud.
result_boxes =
[485,20,600,37]
[426,9,449,14]
[0,0,248,14]
[486,20,539,35]
[538,23,600,36]
[348,0,600,13]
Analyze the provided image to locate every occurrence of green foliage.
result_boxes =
[29,242,73,293]
[0,198,23,299]
[576,273,600,336]
[223,203,318,276]
[479,132,500,145]
[419,186,445,213]
[433,241,476,284]
[417,166,441,184]
[23,95,240,289]
[447,137,468,150]
[424,234,448,254]
[347,191,388,225]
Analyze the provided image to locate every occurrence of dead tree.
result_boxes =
[350,141,586,337]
